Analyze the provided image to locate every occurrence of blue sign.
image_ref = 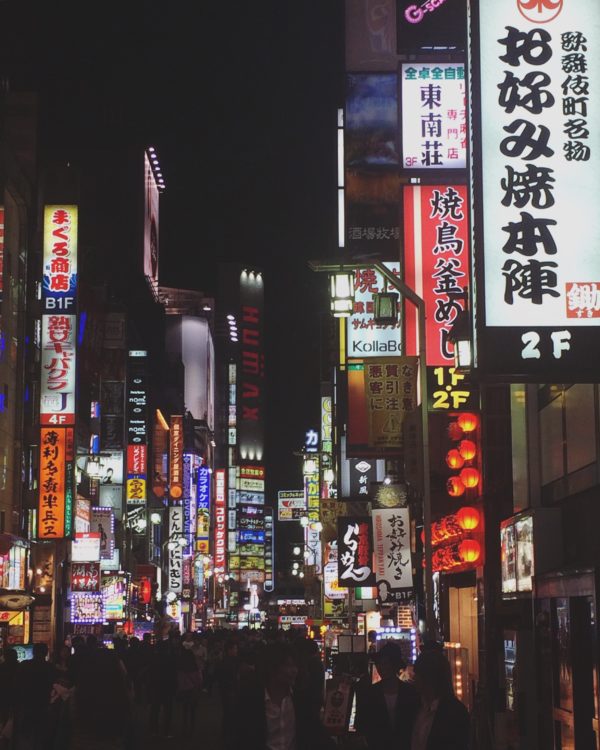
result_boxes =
[239,530,265,544]
[197,465,211,511]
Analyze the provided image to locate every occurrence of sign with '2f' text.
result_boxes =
[475,0,600,380]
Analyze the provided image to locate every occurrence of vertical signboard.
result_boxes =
[196,464,211,553]
[169,415,184,499]
[182,453,196,547]
[401,62,467,170]
[238,270,265,462]
[372,508,413,591]
[474,0,600,379]
[337,517,376,587]
[90,507,115,561]
[126,352,148,505]
[214,469,226,571]
[143,151,159,288]
[347,263,402,358]
[404,185,470,365]
[38,427,73,539]
[168,506,183,594]
[364,357,418,450]
[263,507,274,593]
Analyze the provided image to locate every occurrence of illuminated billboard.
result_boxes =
[404,185,470,365]
[401,63,466,171]
[474,0,600,379]
[38,426,74,539]
[346,74,399,168]
[238,270,264,462]
[143,151,159,288]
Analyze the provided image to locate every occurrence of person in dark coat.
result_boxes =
[354,641,420,750]
[411,648,470,750]
[233,641,334,750]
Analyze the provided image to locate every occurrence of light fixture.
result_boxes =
[293,562,299,570]
[203,305,211,312]
[373,292,399,326]
[165,591,177,603]
[448,307,472,370]
[300,516,309,528]
[167,540,177,551]
[177,536,187,547]
[323,468,335,483]
[329,270,355,318]
[313,521,323,533]
[303,457,317,475]
[299,572,305,579]
[150,512,162,525]
[292,546,301,556]
[137,518,147,530]
[292,569,298,576]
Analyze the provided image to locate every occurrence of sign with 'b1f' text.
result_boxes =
[474,0,600,380]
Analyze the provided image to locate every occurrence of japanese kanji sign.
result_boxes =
[401,63,467,170]
[196,464,211,553]
[364,357,418,450]
[70,562,100,592]
[37,426,73,539]
[337,516,376,587]
[475,0,600,379]
[43,205,78,312]
[214,469,226,570]
[404,185,470,366]
[168,505,183,593]
[40,314,76,425]
[169,415,184,499]
[372,508,413,591]
[347,263,402,358]
[126,352,147,504]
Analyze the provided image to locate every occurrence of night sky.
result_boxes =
[1,1,345,495]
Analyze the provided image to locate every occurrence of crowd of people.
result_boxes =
[0,626,470,750]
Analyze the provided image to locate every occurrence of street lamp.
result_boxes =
[329,270,355,317]
[309,257,436,641]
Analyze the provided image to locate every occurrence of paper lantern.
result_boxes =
[123,620,134,636]
[459,467,480,489]
[447,422,464,441]
[446,449,465,470]
[457,413,479,433]
[459,539,481,564]
[458,439,477,461]
[447,476,466,497]
[456,506,480,531]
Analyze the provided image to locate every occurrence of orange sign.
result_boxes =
[38,427,67,538]
[169,415,183,498]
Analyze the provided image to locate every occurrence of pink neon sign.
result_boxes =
[405,0,448,24]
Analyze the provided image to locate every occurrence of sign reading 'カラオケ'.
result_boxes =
[474,0,600,380]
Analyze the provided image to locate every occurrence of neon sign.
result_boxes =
[404,0,448,24]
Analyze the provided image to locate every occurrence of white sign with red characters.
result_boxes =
[214,469,227,570]
[42,205,78,312]
[40,314,76,425]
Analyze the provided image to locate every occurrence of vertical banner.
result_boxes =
[214,469,226,571]
[126,352,148,505]
[169,416,184,499]
[475,0,600,379]
[364,357,418,449]
[304,459,320,522]
[196,464,211,553]
[38,427,68,538]
[263,507,274,593]
[168,506,183,594]
[404,185,470,365]
[143,151,160,288]
[90,507,115,561]
[401,62,467,170]
[372,508,413,591]
[337,517,376,587]
[239,270,265,463]
[182,453,196,546]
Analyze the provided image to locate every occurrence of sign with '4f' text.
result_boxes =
[474,0,600,380]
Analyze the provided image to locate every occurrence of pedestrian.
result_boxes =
[176,641,202,736]
[354,641,420,750]
[146,639,177,738]
[411,648,470,750]
[234,641,334,750]
[69,647,133,750]
[14,642,57,750]
[0,647,18,747]
[214,638,240,748]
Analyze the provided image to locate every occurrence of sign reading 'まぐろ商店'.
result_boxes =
[474,0,600,380]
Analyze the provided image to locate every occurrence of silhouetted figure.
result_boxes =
[15,643,56,750]
[147,639,177,738]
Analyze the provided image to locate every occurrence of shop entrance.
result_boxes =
[536,572,599,750]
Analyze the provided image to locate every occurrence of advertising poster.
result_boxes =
[401,63,467,170]
[364,357,418,450]
[372,508,413,591]
[90,507,115,560]
[346,74,399,168]
[70,592,103,624]
[404,185,470,366]
[101,573,126,620]
[277,490,306,521]
[475,0,600,380]
[337,517,376,587]
[71,533,101,563]
[347,263,402,358]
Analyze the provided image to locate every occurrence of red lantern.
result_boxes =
[139,577,151,605]
[447,476,466,497]
[459,539,481,564]
[459,467,480,489]
[456,506,480,531]
[457,412,479,433]
[458,439,477,461]
[447,422,464,441]
[445,449,465,470]
[123,620,134,636]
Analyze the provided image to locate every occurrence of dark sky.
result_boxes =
[1,1,345,493]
